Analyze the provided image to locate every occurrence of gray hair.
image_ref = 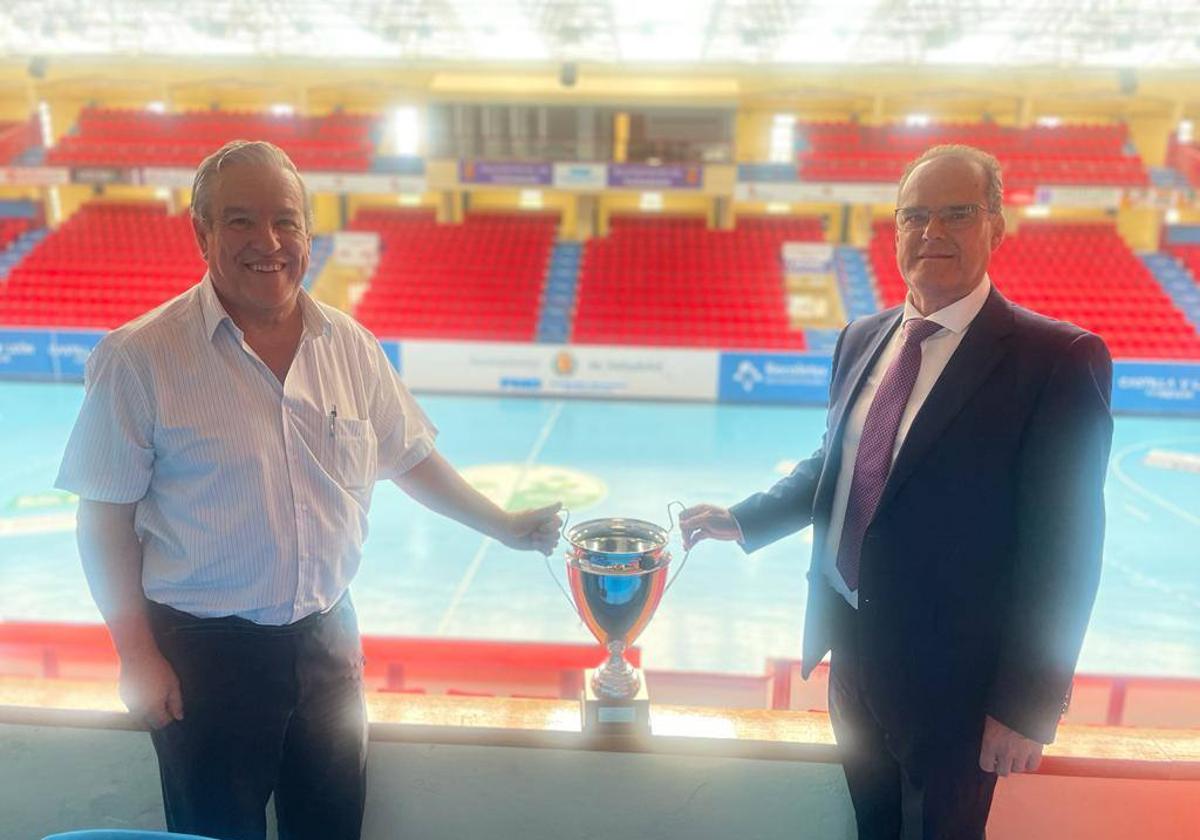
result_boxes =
[897,144,1004,214]
[190,139,313,232]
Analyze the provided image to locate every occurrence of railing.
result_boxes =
[3,621,1196,728]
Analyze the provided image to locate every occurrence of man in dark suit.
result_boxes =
[680,145,1113,839]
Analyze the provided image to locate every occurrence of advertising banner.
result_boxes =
[734,180,897,204]
[552,162,608,191]
[332,231,381,268]
[71,167,132,186]
[399,340,718,400]
[302,172,427,194]
[736,163,800,183]
[0,328,104,380]
[1033,185,1124,209]
[608,163,702,190]
[0,166,71,186]
[1111,361,1200,415]
[781,242,835,274]
[459,161,553,186]
[717,352,833,405]
[139,167,198,189]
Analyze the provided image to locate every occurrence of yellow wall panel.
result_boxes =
[1127,116,1176,167]
[310,192,341,234]
[1116,206,1162,252]
[425,159,460,191]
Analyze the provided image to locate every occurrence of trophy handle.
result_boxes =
[545,506,582,619]
[663,500,692,597]
[543,551,582,618]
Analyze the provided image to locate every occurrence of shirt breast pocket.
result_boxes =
[332,416,377,491]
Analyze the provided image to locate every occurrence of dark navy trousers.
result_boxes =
[147,595,368,840]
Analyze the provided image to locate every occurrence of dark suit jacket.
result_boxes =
[730,286,1113,748]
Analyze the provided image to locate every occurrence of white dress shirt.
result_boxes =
[56,275,437,625]
[822,275,993,608]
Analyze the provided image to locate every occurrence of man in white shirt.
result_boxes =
[56,140,562,840]
[680,146,1113,839]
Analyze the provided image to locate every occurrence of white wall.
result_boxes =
[2,723,856,840]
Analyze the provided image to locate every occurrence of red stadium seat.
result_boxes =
[797,121,1148,189]
[44,106,378,171]
[869,221,1200,360]
[0,202,204,329]
[351,209,555,342]
[571,215,817,350]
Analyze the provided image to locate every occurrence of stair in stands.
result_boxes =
[536,242,581,343]
[1150,247,1200,337]
[0,227,48,281]
[303,235,334,291]
[802,246,880,354]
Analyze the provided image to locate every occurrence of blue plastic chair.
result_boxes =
[43,831,219,840]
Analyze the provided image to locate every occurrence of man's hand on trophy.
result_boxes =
[679,504,743,550]
[499,502,564,556]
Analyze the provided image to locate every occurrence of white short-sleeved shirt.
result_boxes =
[56,275,437,624]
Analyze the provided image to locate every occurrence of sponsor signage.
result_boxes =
[734,180,898,204]
[608,163,702,190]
[552,162,608,191]
[718,352,833,404]
[381,340,402,375]
[1033,185,1123,209]
[1112,362,1200,415]
[781,242,835,274]
[0,328,104,380]
[399,340,718,400]
[332,231,381,268]
[736,163,800,183]
[128,167,427,194]
[459,160,553,186]
[0,166,71,186]
[71,166,132,186]
[302,172,427,194]
[139,167,198,189]
[3,327,1195,417]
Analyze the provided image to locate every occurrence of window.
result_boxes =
[769,114,796,163]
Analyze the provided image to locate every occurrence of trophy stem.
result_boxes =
[591,640,641,700]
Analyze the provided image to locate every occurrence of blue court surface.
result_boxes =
[1,381,1198,678]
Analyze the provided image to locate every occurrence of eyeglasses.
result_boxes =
[894,204,993,231]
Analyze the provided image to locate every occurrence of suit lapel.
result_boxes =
[814,311,901,515]
[827,312,901,452]
[875,286,1015,513]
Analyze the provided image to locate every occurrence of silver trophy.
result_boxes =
[547,502,690,732]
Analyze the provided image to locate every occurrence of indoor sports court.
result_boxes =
[2,384,1197,679]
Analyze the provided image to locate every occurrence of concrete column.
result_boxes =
[575,194,598,240]
[437,191,464,225]
[714,196,734,230]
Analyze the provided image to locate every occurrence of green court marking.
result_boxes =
[6,490,78,512]
[460,464,607,512]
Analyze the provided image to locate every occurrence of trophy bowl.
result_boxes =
[563,516,674,701]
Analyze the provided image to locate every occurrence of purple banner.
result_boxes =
[459,161,553,186]
[607,163,703,190]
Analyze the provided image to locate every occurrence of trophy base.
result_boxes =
[581,668,650,736]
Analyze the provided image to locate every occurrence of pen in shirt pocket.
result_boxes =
[329,405,337,438]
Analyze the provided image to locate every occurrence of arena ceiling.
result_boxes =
[5,1,1200,69]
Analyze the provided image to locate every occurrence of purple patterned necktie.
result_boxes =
[836,317,943,592]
